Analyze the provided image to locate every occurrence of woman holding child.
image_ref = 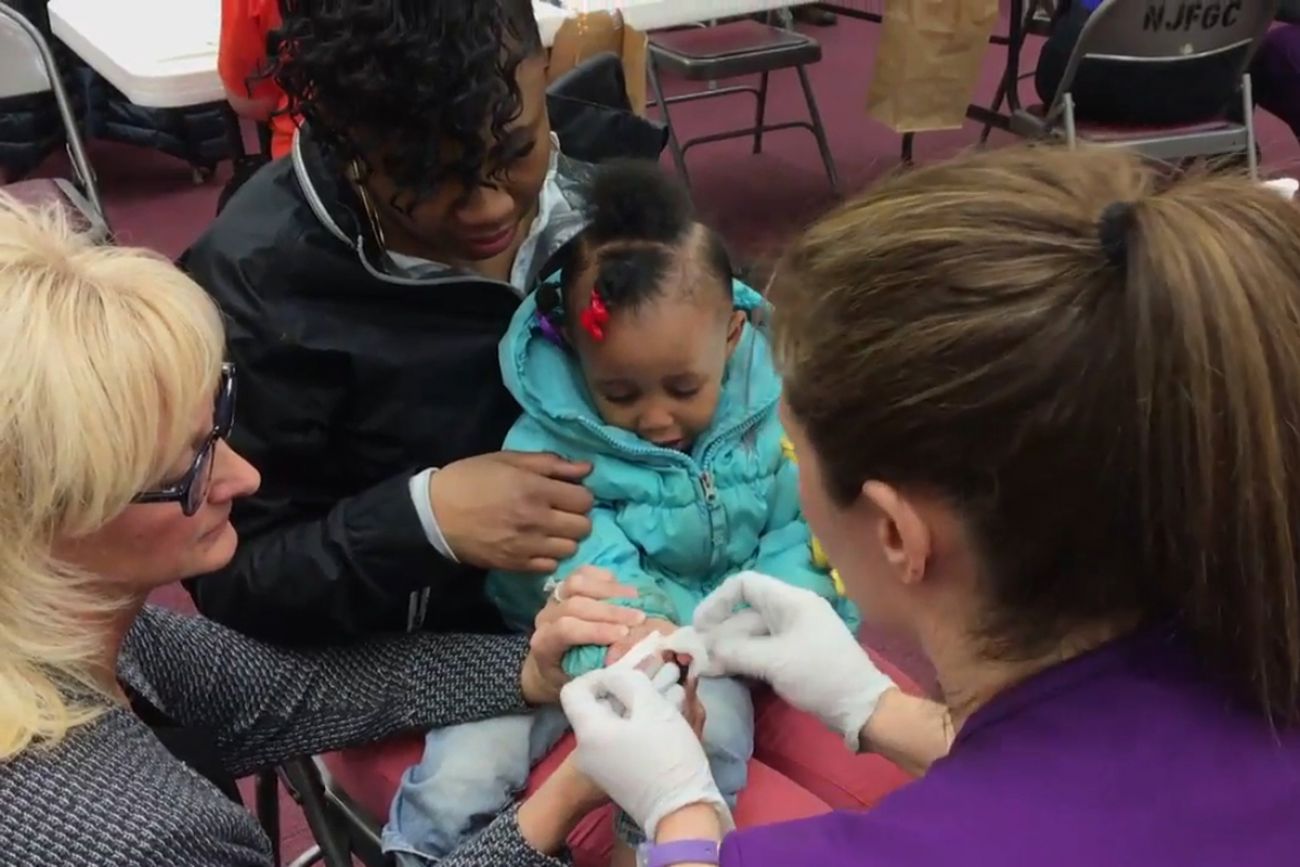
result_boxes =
[184,0,908,859]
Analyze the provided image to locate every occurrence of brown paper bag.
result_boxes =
[866,0,1000,133]
[547,11,649,116]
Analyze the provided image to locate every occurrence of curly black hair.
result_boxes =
[270,0,542,200]
[538,160,734,333]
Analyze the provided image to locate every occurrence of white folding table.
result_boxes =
[537,0,816,39]
[48,0,224,109]
[48,0,817,110]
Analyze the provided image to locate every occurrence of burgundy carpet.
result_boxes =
[44,9,1300,862]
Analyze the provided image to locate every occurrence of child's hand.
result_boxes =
[605,618,678,666]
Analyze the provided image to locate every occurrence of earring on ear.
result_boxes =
[349,158,387,250]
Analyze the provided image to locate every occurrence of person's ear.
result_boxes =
[862,481,931,587]
[724,310,746,356]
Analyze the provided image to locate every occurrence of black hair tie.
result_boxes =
[1097,201,1136,268]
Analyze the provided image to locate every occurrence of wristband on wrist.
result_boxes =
[639,839,720,867]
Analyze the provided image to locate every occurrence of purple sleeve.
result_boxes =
[722,833,746,867]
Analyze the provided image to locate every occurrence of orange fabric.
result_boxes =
[265,112,296,159]
[219,0,295,158]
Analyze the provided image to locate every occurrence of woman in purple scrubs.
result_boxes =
[557,144,1300,867]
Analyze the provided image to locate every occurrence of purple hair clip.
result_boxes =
[537,314,566,347]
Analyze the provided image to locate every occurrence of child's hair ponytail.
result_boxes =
[585,158,695,247]
[551,160,733,329]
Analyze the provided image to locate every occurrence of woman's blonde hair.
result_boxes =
[773,146,1300,725]
[0,195,225,760]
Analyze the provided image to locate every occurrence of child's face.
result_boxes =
[573,291,745,451]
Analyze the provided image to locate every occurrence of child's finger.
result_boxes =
[683,679,707,738]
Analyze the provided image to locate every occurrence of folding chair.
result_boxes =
[1007,0,1275,178]
[646,19,840,193]
[0,3,109,240]
[250,756,374,867]
[278,755,387,867]
[973,0,1069,147]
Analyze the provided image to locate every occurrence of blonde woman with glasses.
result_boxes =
[0,196,646,867]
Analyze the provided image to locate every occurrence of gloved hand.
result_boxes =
[561,666,732,840]
[693,571,897,750]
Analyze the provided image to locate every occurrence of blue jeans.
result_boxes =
[382,677,754,862]
[382,706,571,863]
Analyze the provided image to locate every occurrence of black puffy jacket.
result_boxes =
[81,74,235,175]
[0,0,79,177]
[0,0,236,179]
[182,65,666,644]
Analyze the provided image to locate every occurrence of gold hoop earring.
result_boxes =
[349,158,387,250]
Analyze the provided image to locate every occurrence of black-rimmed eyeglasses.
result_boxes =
[133,363,236,516]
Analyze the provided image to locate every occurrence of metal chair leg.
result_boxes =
[982,0,1050,144]
[255,769,281,866]
[1063,92,1078,149]
[648,54,691,187]
[979,79,1009,145]
[754,71,770,154]
[280,759,354,867]
[1243,73,1258,181]
[285,846,323,867]
[901,132,915,165]
[796,64,840,193]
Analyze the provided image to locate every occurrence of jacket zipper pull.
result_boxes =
[701,471,718,503]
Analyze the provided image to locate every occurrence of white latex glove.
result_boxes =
[561,666,732,840]
[693,571,897,750]
[606,631,688,711]
[1263,177,1299,200]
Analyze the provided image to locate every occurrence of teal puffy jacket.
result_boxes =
[487,280,860,677]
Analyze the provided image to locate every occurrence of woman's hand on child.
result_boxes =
[562,666,730,840]
[429,451,594,573]
[523,567,647,704]
[605,618,679,665]
[693,571,898,750]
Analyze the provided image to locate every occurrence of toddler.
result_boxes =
[382,160,858,865]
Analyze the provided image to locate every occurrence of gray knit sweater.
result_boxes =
[0,606,569,867]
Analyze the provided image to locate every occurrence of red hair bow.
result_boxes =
[579,289,610,342]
